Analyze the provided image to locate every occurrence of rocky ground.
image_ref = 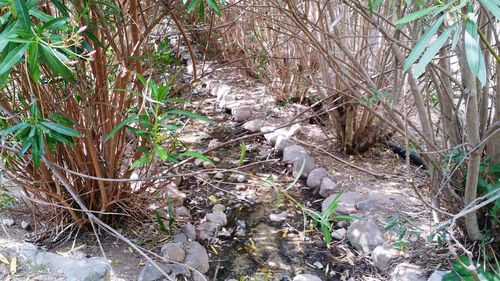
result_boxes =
[0,51,453,281]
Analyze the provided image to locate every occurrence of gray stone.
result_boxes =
[292,154,315,178]
[347,218,384,253]
[33,252,110,281]
[269,211,289,222]
[242,119,264,132]
[194,158,204,167]
[192,271,208,281]
[161,243,185,263]
[202,161,214,169]
[389,263,424,281]
[264,132,286,145]
[208,139,221,149]
[205,212,227,227]
[184,223,196,240]
[232,106,252,121]
[427,270,451,281]
[331,228,347,240]
[293,274,323,281]
[357,199,378,211]
[21,220,30,230]
[213,83,231,100]
[306,168,328,188]
[219,93,236,108]
[282,145,307,163]
[372,245,397,271]
[322,192,363,214]
[213,204,225,213]
[172,233,188,243]
[162,187,186,208]
[213,172,224,180]
[184,241,210,274]
[1,218,14,227]
[196,222,218,240]
[166,264,191,278]
[319,178,337,198]
[137,261,171,281]
[275,135,295,152]
[175,206,191,218]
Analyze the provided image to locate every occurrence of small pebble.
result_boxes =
[21,220,30,230]
[2,218,14,227]
[313,261,324,269]
[203,161,214,169]
[214,172,224,180]
[236,175,247,183]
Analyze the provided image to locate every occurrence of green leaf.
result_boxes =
[104,115,137,142]
[13,0,30,30]
[479,0,500,20]
[206,0,221,16]
[0,43,28,77]
[47,130,75,146]
[129,156,151,170]
[18,138,32,156]
[40,120,80,137]
[165,109,213,123]
[396,5,444,26]
[179,151,212,164]
[187,0,201,12]
[1,121,29,137]
[27,42,39,82]
[465,16,487,85]
[413,25,455,77]
[31,129,40,168]
[155,145,169,161]
[0,23,17,53]
[48,114,74,126]
[404,15,445,70]
[39,44,74,79]
[49,0,69,17]
[238,140,246,167]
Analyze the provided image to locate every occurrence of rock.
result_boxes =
[232,106,252,121]
[1,218,14,227]
[313,261,324,269]
[161,243,185,263]
[194,159,204,167]
[213,172,224,180]
[347,218,384,253]
[167,263,191,278]
[213,83,231,100]
[33,252,110,281]
[322,191,364,215]
[206,212,227,227]
[427,270,451,281]
[319,177,337,198]
[192,271,208,281]
[236,175,247,183]
[202,161,214,169]
[293,273,323,281]
[243,119,264,132]
[137,261,171,281]
[184,223,196,240]
[292,154,315,178]
[269,211,289,222]
[172,233,188,243]
[20,220,30,230]
[208,139,221,149]
[217,227,232,238]
[275,135,295,153]
[265,132,286,145]
[213,204,225,213]
[282,145,307,163]
[306,168,328,188]
[184,241,210,274]
[331,228,347,240]
[356,199,378,211]
[372,245,398,271]
[162,187,186,208]
[219,93,236,108]
[175,206,191,218]
[389,263,424,281]
[196,222,218,240]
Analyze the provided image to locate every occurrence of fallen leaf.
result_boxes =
[0,253,9,265]
[9,256,16,274]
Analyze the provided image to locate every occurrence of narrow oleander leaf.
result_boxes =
[40,120,80,137]
[104,115,137,142]
[31,129,40,168]
[179,151,212,164]
[18,139,32,156]
[238,140,246,167]
[129,156,151,170]
[49,0,69,17]
[13,0,30,30]
[396,5,443,26]
[28,42,40,82]
[413,26,455,77]
[1,121,29,137]
[40,44,74,79]
[206,0,221,15]
[48,114,74,126]
[0,43,28,76]
[404,15,445,71]
[479,0,500,20]
[465,17,487,85]
[187,0,201,12]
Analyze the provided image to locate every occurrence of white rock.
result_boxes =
[21,220,30,230]
[219,94,236,108]
[390,263,425,281]
[213,84,231,99]
[214,172,224,180]
[293,274,323,281]
[2,218,15,227]
[269,211,289,222]
[243,119,264,132]
[331,228,347,240]
[275,135,295,153]
[307,168,328,188]
[372,245,398,271]
[237,175,247,183]
[313,261,324,269]
[232,106,252,121]
[208,139,221,149]
[347,218,385,253]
